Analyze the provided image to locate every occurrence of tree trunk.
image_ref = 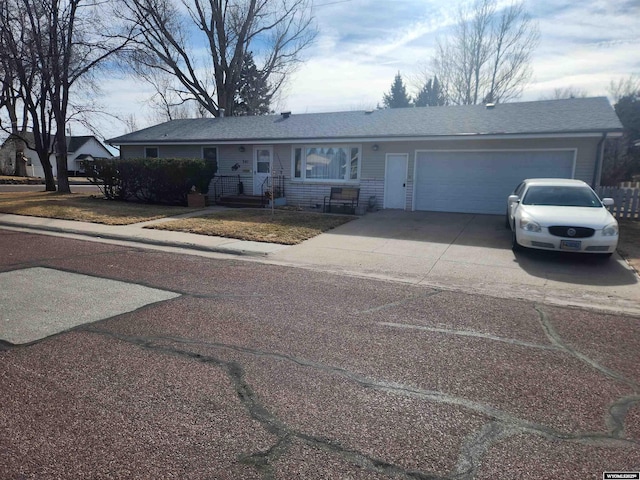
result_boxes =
[56,153,71,193]
[39,155,57,191]
[55,127,71,194]
[14,151,27,177]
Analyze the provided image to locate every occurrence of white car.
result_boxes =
[506,179,618,257]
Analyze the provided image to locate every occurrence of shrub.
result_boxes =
[83,157,217,205]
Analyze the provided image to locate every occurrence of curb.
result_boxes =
[0,221,269,258]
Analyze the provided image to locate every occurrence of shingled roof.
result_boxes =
[108,97,623,145]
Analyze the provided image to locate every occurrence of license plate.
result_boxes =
[560,239,581,250]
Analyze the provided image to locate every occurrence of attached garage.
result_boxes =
[413,150,576,214]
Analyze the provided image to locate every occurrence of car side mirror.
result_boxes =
[602,197,614,206]
[508,195,520,203]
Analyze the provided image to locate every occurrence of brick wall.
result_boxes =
[283,178,385,210]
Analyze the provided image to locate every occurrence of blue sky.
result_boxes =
[98,0,640,139]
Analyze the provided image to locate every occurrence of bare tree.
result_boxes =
[118,0,316,117]
[608,74,640,103]
[0,52,30,176]
[433,0,539,105]
[0,0,131,192]
[123,114,139,133]
[0,1,57,188]
[539,86,590,100]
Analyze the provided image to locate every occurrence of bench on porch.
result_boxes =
[323,187,360,214]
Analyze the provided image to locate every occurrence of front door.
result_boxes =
[384,154,408,209]
[253,146,272,195]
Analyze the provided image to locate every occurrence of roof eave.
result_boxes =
[109,129,624,146]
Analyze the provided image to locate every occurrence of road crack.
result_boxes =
[378,322,559,351]
[453,422,519,480]
[85,326,639,478]
[85,327,451,479]
[535,305,639,391]
[357,290,442,314]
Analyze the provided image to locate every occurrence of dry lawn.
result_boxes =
[0,192,193,225]
[0,175,40,181]
[146,209,356,245]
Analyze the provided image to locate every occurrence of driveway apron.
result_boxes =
[270,210,640,315]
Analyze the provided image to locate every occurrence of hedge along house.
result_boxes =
[108,97,622,215]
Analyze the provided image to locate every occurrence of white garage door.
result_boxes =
[413,151,575,214]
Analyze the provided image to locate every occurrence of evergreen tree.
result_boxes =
[234,52,272,116]
[602,92,640,184]
[615,93,640,143]
[414,76,447,107]
[382,72,412,108]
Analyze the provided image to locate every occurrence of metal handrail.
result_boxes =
[211,175,242,201]
[260,175,285,196]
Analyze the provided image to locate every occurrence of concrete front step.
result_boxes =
[217,195,266,208]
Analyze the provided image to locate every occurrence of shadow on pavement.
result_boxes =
[513,248,639,287]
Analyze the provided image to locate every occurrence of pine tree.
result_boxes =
[234,52,272,116]
[415,76,447,107]
[382,72,412,108]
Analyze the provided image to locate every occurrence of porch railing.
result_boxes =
[210,175,243,202]
[260,174,285,203]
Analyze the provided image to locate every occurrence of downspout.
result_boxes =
[592,132,607,188]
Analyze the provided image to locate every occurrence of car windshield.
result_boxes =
[522,185,602,207]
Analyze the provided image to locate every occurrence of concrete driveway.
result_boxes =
[271,210,640,315]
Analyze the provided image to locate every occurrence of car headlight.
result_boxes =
[519,217,541,232]
[602,223,618,236]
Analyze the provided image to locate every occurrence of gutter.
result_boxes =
[108,131,618,147]
[592,132,607,187]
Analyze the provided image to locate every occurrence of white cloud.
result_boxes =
[525,0,640,99]
[73,0,639,137]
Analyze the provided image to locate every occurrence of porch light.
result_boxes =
[239,146,245,152]
[372,144,379,151]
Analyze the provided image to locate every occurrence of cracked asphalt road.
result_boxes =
[1,229,639,479]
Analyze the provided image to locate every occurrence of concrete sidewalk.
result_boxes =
[0,210,289,257]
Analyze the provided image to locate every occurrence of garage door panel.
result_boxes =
[414,151,574,214]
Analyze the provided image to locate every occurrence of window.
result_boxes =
[522,186,601,207]
[292,145,360,181]
[145,147,159,158]
[202,146,217,170]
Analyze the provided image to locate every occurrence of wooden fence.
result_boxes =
[597,186,640,220]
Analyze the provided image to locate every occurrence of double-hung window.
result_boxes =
[202,146,218,170]
[293,145,360,182]
[144,147,159,158]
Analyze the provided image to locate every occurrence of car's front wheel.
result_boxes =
[511,230,521,252]
[505,210,511,229]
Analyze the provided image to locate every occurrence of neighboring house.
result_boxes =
[107,97,623,214]
[0,133,113,177]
